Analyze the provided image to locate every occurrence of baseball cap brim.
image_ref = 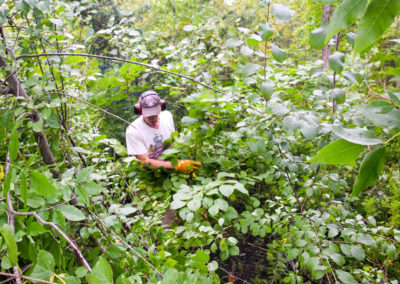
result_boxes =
[142,105,161,117]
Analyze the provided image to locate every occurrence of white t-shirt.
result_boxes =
[126,111,175,159]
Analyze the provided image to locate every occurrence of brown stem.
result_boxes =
[0,55,61,179]
[0,272,54,284]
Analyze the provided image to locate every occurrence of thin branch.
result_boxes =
[0,273,54,284]
[49,92,136,129]
[16,53,226,95]
[85,207,163,277]
[12,210,91,272]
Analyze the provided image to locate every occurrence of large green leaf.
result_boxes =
[29,171,58,197]
[29,250,55,281]
[271,4,295,23]
[351,147,386,197]
[325,0,367,42]
[354,0,400,54]
[333,125,382,145]
[336,270,357,284]
[309,26,328,49]
[358,102,400,131]
[259,22,274,41]
[87,257,113,284]
[270,44,286,62]
[261,80,274,98]
[9,129,19,163]
[58,205,86,221]
[308,139,365,167]
[0,224,18,266]
[329,52,345,73]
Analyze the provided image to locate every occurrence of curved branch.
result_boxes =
[16,53,226,95]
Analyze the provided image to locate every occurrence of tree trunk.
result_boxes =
[322,4,333,69]
[0,55,61,179]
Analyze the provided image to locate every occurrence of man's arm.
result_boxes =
[136,153,173,169]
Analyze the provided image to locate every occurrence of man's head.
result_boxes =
[139,90,162,118]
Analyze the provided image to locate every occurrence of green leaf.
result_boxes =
[354,0,400,54]
[271,4,295,23]
[387,89,400,105]
[75,267,88,278]
[76,166,94,183]
[29,250,55,281]
[170,199,186,210]
[350,245,365,261]
[309,26,328,49]
[241,63,261,77]
[215,198,229,211]
[352,147,386,197]
[394,229,400,242]
[336,270,357,284]
[58,205,86,221]
[356,234,376,247]
[386,244,397,259]
[259,22,274,41]
[82,181,104,195]
[192,250,210,263]
[229,245,240,256]
[187,198,201,211]
[219,185,234,197]
[29,171,58,197]
[87,257,113,284]
[0,224,18,266]
[247,34,262,47]
[270,44,286,63]
[27,222,47,236]
[295,239,307,247]
[308,139,365,167]
[208,205,219,216]
[287,248,300,260]
[342,70,362,85]
[226,38,243,48]
[32,121,43,132]
[261,80,274,98]
[76,185,89,205]
[329,52,345,73]
[0,3,9,26]
[163,268,178,284]
[240,45,254,56]
[330,88,346,104]
[9,129,19,163]
[325,0,368,42]
[333,126,382,145]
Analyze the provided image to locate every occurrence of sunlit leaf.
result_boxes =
[325,0,367,42]
[309,26,328,49]
[0,224,18,266]
[329,52,344,73]
[29,171,58,197]
[270,44,286,62]
[308,139,365,167]
[271,4,295,23]
[352,147,386,197]
[354,0,400,53]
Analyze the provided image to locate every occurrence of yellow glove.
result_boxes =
[175,160,202,173]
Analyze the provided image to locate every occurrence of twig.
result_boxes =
[218,267,250,284]
[11,210,91,272]
[85,207,163,277]
[0,272,54,284]
[16,53,226,95]
[48,92,136,129]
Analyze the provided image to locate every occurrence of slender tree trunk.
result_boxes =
[0,55,61,179]
[322,5,333,69]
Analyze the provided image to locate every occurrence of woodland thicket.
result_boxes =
[1,0,400,283]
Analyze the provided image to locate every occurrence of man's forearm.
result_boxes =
[140,157,173,169]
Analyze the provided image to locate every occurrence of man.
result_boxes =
[126,90,201,173]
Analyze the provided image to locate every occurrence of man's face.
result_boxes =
[143,115,160,128]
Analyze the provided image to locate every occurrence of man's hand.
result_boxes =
[175,160,202,173]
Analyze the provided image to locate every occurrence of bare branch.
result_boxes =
[16,53,226,95]
[0,272,54,284]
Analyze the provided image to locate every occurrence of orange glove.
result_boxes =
[175,160,202,173]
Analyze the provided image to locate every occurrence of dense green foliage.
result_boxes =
[1,0,400,283]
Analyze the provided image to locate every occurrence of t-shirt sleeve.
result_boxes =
[126,129,147,156]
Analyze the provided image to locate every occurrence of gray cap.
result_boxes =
[140,91,161,117]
